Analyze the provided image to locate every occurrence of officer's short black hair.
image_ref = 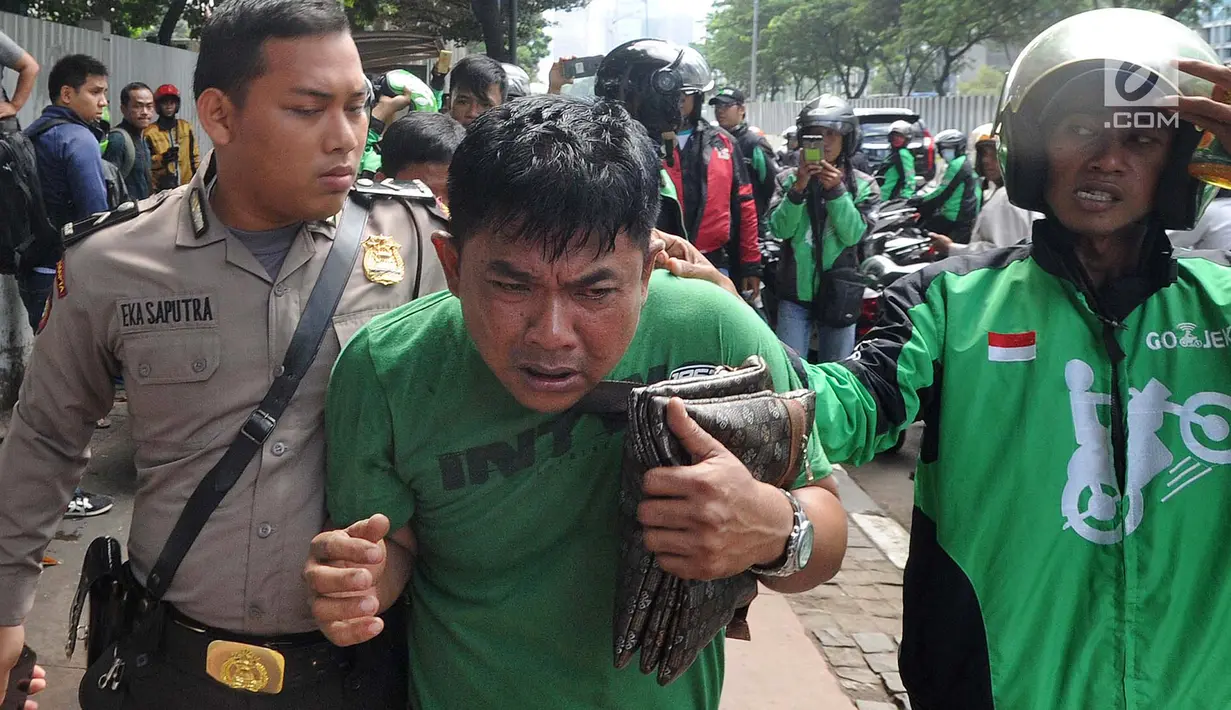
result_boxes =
[48,54,108,103]
[448,94,661,259]
[194,0,350,106]
[381,113,466,177]
[450,55,508,104]
[120,82,152,107]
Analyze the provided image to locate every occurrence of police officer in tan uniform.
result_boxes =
[0,1,447,707]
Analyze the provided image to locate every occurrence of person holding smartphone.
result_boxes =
[768,95,879,362]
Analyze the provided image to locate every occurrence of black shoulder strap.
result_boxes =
[143,191,372,599]
[574,380,640,416]
[29,117,73,140]
[62,201,142,248]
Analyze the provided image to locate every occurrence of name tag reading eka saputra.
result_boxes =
[118,294,217,333]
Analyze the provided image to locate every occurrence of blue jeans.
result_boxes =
[776,299,856,363]
[17,268,56,332]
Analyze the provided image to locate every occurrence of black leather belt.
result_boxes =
[160,607,356,693]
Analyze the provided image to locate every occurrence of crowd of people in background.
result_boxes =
[4,5,1231,521]
[4,3,1231,710]
[0,31,204,520]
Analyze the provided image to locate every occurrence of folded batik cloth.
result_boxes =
[581,355,815,686]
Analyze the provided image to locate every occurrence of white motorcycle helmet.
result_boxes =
[996,8,1221,229]
[888,120,913,141]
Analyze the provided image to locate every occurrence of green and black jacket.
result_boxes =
[806,218,1231,709]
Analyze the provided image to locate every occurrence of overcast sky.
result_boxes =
[537,0,716,84]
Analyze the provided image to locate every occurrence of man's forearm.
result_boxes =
[11,55,37,111]
[377,530,415,613]
[760,483,846,594]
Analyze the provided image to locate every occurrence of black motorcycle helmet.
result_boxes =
[501,63,531,100]
[596,38,714,139]
[997,8,1221,229]
[796,94,859,161]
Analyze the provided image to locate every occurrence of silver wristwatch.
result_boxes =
[750,489,814,578]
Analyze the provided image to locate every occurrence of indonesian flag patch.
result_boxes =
[988,331,1036,362]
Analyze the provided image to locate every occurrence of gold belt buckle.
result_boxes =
[205,640,286,694]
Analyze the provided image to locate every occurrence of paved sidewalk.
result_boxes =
[784,467,912,710]
[16,405,862,709]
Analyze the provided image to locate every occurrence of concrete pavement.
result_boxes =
[16,405,867,709]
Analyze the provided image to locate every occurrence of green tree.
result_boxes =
[515,14,552,81]
[762,0,881,98]
[702,0,795,100]
[958,64,1006,95]
[7,0,588,56]
[896,0,1065,96]
[353,0,588,64]
[1084,0,1214,22]
[7,0,203,40]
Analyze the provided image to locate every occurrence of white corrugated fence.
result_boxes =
[0,11,207,151]
[0,12,204,411]
[747,95,1001,138]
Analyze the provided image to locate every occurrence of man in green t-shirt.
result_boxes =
[304,94,847,709]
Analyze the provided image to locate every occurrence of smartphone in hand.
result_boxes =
[0,646,36,710]
[800,137,825,166]
[435,50,453,75]
[562,55,605,80]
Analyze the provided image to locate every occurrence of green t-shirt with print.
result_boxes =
[325,270,829,710]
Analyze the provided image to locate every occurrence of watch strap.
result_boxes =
[750,489,805,578]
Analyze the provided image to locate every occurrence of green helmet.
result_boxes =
[997,8,1221,229]
[374,70,439,113]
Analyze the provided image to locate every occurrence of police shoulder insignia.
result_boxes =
[62,201,141,248]
[55,259,67,299]
[189,187,209,237]
[432,197,451,222]
[362,235,405,285]
[352,177,434,203]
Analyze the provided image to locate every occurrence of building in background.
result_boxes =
[1198,5,1231,63]
[540,0,711,82]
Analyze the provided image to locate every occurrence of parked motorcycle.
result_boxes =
[759,238,782,330]
[856,200,937,454]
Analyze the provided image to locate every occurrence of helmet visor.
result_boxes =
[676,47,715,93]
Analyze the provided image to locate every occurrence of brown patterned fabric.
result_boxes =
[600,356,816,685]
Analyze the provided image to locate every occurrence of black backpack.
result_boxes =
[99,158,131,211]
[0,127,59,275]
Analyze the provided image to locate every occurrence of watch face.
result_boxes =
[796,523,815,569]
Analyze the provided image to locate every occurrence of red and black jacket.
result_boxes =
[664,119,761,277]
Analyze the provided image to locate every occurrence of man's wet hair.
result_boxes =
[120,82,152,107]
[194,0,350,106]
[48,54,107,104]
[450,55,508,103]
[381,113,465,177]
[448,94,661,259]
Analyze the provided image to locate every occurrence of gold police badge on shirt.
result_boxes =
[361,235,404,285]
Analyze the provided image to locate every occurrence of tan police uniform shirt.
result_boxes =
[0,155,449,633]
